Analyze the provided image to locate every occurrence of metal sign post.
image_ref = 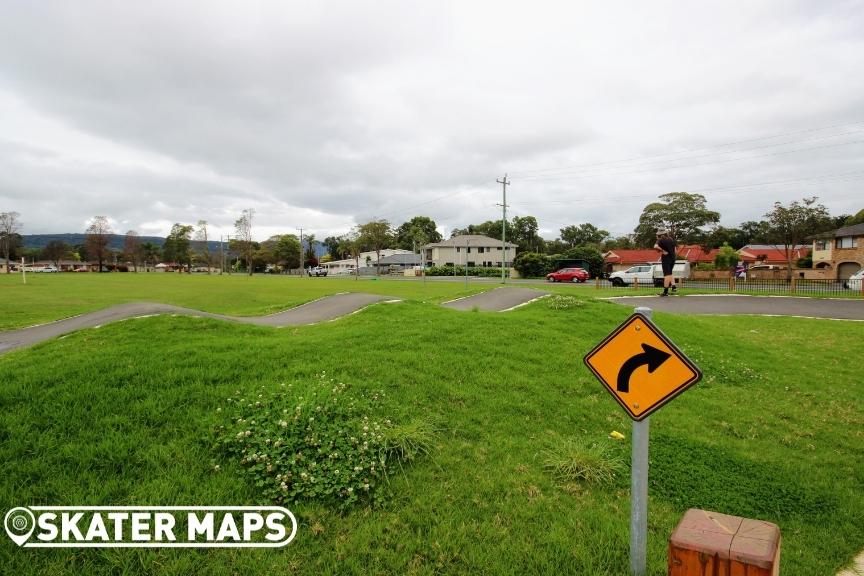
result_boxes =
[630,306,651,576]
[583,305,701,575]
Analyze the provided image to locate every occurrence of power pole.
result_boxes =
[219,235,224,275]
[497,174,510,283]
[297,228,304,276]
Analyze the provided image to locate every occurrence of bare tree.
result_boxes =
[234,209,254,276]
[0,211,21,273]
[194,220,212,273]
[85,216,113,272]
[124,230,142,272]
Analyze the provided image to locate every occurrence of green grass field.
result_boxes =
[1,275,862,575]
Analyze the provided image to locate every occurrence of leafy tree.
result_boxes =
[43,240,70,269]
[85,216,112,272]
[764,197,831,280]
[602,236,635,251]
[560,223,610,247]
[543,239,569,255]
[739,220,772,245]
[633,192,720,246]
[561,246,604,278]
[513,252,552,278]
[0,211,21,272]
[844,209,864,226]
[123,231,142,272]
[141,242,161,270]
[323,236,342,259]
[163,224,194,271]
[713,242,739,269]
[275,234,301,270]
[234,209,254,276]
[357,220,394,273]
[304,233,317,268]
[395,216,442,250]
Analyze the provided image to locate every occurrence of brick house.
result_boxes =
[810,222,864,280]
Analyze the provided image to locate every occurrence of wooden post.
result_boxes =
[634,277,639,291]
[595,277,601,290]
[791,277,797,294]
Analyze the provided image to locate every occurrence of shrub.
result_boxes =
[561,246,604,278]
[426,265,503,277]
[214,374,435,509]
[514,252,552,278]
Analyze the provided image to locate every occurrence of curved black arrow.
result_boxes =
[617,344,671,392]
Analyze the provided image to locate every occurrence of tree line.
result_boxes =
[2,195,861,275]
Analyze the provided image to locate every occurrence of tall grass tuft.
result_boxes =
[381,415,439,463]
[542,437,625,485]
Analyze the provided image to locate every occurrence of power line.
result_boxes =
[508,120,864,177]
[512,138,864,182]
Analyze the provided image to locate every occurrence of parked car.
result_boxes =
[546,267,589,283]
[608,264,654,287]
[609,261,690,287]
[845,268,864,291]
[307,266,328,277]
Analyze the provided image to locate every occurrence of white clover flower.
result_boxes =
[213,464,220,472]
[266,464,273,473]
[347,487,353,493]
[363,484,370,491]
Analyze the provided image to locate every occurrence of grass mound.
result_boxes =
[215,373,436,509]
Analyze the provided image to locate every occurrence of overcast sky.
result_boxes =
[1,0,862,241]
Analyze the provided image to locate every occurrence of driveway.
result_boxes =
[0,293,395,355]
[605,295,864,320]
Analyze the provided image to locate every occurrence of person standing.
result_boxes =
[654,229,677,296]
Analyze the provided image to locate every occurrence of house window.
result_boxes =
[467,261,475,267]
[478,247,485,253]
[445,262,453,266]
[497,247,502,251]
[836,236,857,249]
[456,247,460,253]
[815,239,830,250]
[466,247,471,253]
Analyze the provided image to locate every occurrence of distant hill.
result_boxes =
[22,234,327,256]
[23,233,170,252]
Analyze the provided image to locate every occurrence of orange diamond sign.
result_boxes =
[583,312,701,421]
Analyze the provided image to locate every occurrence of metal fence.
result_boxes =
[598,277,863,297]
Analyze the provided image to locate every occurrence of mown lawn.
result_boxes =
[0,273,491,331]
[0,287,861,575]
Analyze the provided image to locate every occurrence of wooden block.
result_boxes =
[669,509,780,576]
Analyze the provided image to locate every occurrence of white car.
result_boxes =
[608,260,690,288]
[846,268,864,291]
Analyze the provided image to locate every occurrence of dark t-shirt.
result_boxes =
[657,237,676,260]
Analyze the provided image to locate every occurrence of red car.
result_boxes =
[546,267,589,283]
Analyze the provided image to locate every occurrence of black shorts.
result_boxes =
[661,258,675,276]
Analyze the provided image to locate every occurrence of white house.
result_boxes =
[422,235,518,268]
[321,249,413,274]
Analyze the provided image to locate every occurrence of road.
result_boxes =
[605,295,864,320]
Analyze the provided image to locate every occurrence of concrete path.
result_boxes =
[838,550,864,576]
[442,287,548,311]
[0,293,394,356]
[605,295,864,320]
